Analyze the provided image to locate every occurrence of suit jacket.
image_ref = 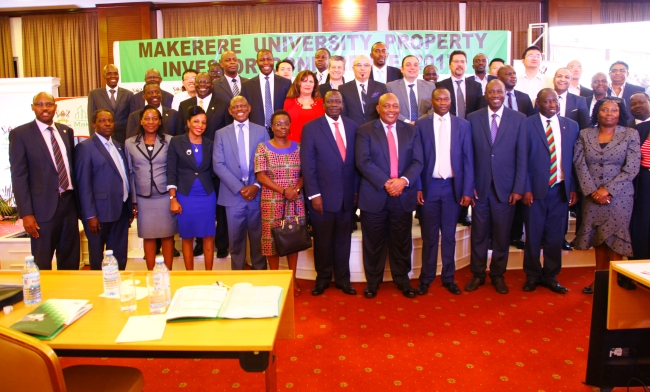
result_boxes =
[74,134,131,222]
[9,121,77,222]
[386,79,434,122]
[87,87,134,145]
[415,114,474,202]
[212,75,249,103]
[212,121,269,207]
[129,90,174,113]
[355,120,423,213]
[167,133,215,196]
[561,93,590,130]
[525,115,579,200]
[178,95,230,141]
[507,89,536,117]
[607,82,646,119]
[633,121,650,198]
[318,76,345,98]
[437,77,485,118]
[301,115,359,212]
[467,107,528,203]
[126,107,181,139]
[240,74,292,127]
[124,133,172,198]
[369,66,403,83]
[579,85,593,98]
[467,75,497,94]
[339,79,388,127]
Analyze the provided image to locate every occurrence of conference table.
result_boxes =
[0,270,295,392]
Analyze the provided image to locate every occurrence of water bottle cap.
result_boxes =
[155,256,164,263]
[25,256,35,262]
[104,250,114,256]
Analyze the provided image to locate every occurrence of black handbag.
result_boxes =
[271,200,312,257]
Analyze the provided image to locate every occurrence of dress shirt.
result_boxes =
[95,133,129,201]
[105,85,118,101]
[171,91,192,111]
[233,119,258,189]
[403,79,419,123]
[432,112,454,179]
[36,119,73,191]
[196,94,212,111]
[258,73,275,110]
[505,89,519,111]
[557,91,568,117]
[539,114,564,183]
[229,75,242,95]
[316,70,329,85]
[609,82,627,98]
[589,97,599,117]
[380,120,409,186]
[568,84,581,96]
[636,117,650,125]
[452,77,466,115]
[471,75,489,94]
[372,65,387,84]
[355,79,370,108]
[307,115,347,200]
[487,105,505,129]
[516,71,549,103]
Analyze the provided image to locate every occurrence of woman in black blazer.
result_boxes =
[167,106,216,270]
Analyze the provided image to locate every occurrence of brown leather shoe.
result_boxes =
[492,277,509,294]
[464,277,485,292]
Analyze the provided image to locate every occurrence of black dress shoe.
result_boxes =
[363,286,377,299]
[173,248,181,257]
[582,286,594,294]
[492,277,509,294]
[416,283,429,295]
[400,286,416,298]
[522,280,539,292]
[335,284,356,295]
[465,277,485,292]
[562,240,573,251]
[312,285,328,296]
[459,215,472,226]
[193,242,203,256]
[442,282,461,295]
[510,239,526,250]
[541,281,568,294]
[216,249,229,258]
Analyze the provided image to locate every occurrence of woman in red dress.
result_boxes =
[283,70,325,143]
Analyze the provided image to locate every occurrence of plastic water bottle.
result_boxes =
[22,256,42,305]
[102,250,120,298]
[152,256,171,305]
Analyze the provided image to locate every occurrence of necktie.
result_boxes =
[231,78,240,96]
[507,92,513,110]
[264,76,272,127]
[546,120,557,187]
[408,84,418,122]
[199,99,204,111]
[437,117,452,179]
[318,73,323,84]
[333,122,346,161]
[109,89,116,109]
[360,84,367,114]
[455,80,466,119]
[490,113,498,144]
[237,124,248,182]
[47,126,70,192]
[558,95,564,116]
[386,124,398,178]
[106,141,129,202]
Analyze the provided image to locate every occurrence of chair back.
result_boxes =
[0,324,67,392]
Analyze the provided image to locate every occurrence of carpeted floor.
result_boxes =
[59,266,648,391]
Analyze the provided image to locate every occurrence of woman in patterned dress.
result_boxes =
[283,70,325,143]
[255,110,306,296]
[573,97,640,294]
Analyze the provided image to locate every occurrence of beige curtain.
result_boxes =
[163,4,319,38]
[466,2,541,61]
[22,13,100,97]
[601,2,650,23]
[389,1,460,31]
[0,16,14,78]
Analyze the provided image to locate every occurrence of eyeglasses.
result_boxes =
[354,63,370,68]
[184,76,196,81]
[273,121,290,127]
[568,65,582,70]
[33,102,55,108]
[609,69,628,74]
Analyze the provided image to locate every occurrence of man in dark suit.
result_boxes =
[552,67,590,130]
[386,55,434,124]
[314,47,330,85]
[212,96,269,271]
[436,50,485,119]
[302,91,359,296]
[567,60,593,98]
[318,55,346,98]
[607,61,646,120]
[87,64,133,145]
[9,92,80,270]
[339,55,388,127]
[369,42,403,84]
[355,93,424,299]
[415,87,474,295]
[630,92,650,126]
[469,53,498,94]
[208,62,223,81]
[586,72,609,116]
[497,65,535,116]
[465,80,527,295]
[129,69,174,113]
[522,88,579,294]
[126,82,181,138]
[241,49,292,134]
[75,110,132,270]
[213,51,248,103]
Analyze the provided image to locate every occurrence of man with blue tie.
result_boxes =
[302,90,359,296]
[522,88,579,294]
[75,110,132,270]
[465,80,527,294]
[213,96,269,270]
[415,88,474,295]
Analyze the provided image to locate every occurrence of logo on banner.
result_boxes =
[56,109,71,125]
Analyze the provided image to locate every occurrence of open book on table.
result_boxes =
[11,299,93,340]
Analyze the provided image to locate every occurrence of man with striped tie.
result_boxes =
[213,51,249,103]
[521,88,578,294]
[9,92,80,270]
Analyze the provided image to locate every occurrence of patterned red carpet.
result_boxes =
[60,266,647,391]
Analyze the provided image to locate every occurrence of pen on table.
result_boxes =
[216,281,231,289]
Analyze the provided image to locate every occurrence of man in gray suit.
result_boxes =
[212,96,269,270]
[386,55,434,124]
[87,64,133,145]
[213,51,248,103]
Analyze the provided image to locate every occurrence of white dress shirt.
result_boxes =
[568,84,581,96]
[487,105,505,129]
[557,91,568,117]
[196,94,212,111]
[610,82,628,98]
[539,113,564,184]
[471,75,489,94]
[372,65,387,84]
[171,91,191,112]
[316,70,329,85]
[515,71,550,103]
[432,112,454,179]
[105,85,118,101]
[36,119,73,191]
[228,75,242,95]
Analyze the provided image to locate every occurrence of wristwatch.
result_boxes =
[170,195,177,200]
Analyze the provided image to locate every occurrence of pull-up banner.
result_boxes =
[115,30,510,83]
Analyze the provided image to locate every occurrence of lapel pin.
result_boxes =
[211,107,214,110]
[186,149,192,155]
[63,129,66,133]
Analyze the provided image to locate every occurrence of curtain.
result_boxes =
[601,2,650,24]
[162,4,319,38]
[22,13,100,97]
[388,1,460,31]
[0,16,14,78]
[466,2,541,60]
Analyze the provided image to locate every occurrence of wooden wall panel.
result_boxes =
[549,0,601,26]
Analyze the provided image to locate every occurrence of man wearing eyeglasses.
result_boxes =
[171,69,198,112]
[566,60,593,98]
[515,46,552,104]
[339,55,388,126]
[9,92,80,270]
[607,61,645,120]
